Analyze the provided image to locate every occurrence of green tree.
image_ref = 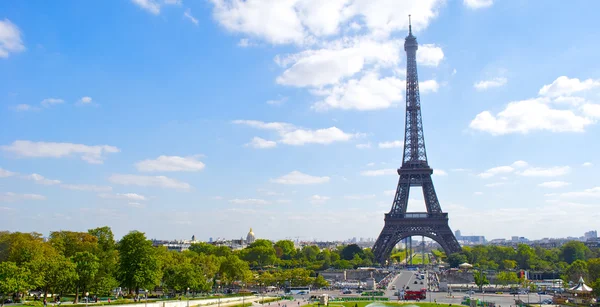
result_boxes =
[49,231,99,258]
[587,258,600,281]
[473,268,489,291]
[502,260,517,270]
[447,253,468,268]
[515,244,536,269]
[242,244,276,268]
[563,259,588,284]
[0,262,30,303]
[117,231,161,295]
[219,255,252,287]
[30,255,77,297]
[88,227,119,297]
[274,240,296,260]
[496,271,519,287]
[341,244,363,260]
[561,241,589,264]
[312,275,329,289]
[162,252,207,294]
[189,242,216,255]
[72,251,100,303]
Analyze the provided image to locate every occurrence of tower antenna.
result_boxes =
[408,14,412,35]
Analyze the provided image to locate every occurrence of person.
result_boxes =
[44,298,47,307]
[108,298,111,304]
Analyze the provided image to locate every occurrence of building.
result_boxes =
[246,228,256,244]
[584,230,597,240]
[455,230,486,245]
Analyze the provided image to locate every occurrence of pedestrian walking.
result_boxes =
[44,298,47,307]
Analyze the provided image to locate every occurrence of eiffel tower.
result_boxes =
[372,16,461,265]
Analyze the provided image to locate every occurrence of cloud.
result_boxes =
[463,0,493,9]
[40,98,65,107]
[582,162,593,167]
[311,73,404,111]
[434,169,447,176]
[245,137,277,149]
[538,76,600,97]
[360,169,396,176]
[469,98,592,135]
[0,167,16,178]
[266,96,288,105]
[517,166,570,177]
[109,174,191,190]
[582,103,600,119]
[474,191,483,195]
[23,173,61,185]
[378,140,402,148]
[420,80,439,94]
[99,193,147,201]
[135,155,206,172]
[60,184,112,192]
[184,9,199,25]
[417,44,444,67]
[309,195,330,204]
[477,160,527,178]
[76,96,93,106]
[13,104,40,112]
[512,160,529,168]
[271,171,330,184]
[0,19,25,58]
[0,192,46,202]
[356,143,371,149]
[128,202,145,208]
[538,181,571,188]
[474,77,507,91]
[229,198,271,205]
[560,187,600,198]
[233,120,360,145]
[1,140,120,164]
[344,194,376,200]
[131,0,160,15]
[485,182,505,188]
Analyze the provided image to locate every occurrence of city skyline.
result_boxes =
[1,1,600,241]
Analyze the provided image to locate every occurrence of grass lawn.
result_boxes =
[411,254,430,265]
[309,302,449,307]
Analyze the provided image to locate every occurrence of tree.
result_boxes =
[312,275,329,289]
[0,262,30,303]
[274,240,295,260]
[72,251,100,303]
[162,253,207,294]
[515,244,536,269]
[563,259,588,284]
[88,227,118,297]
[30,255,77,298]
[561,241,589,264]
[502,260,517,270]
[473,268,489,291]
[189,242,216,255]
[241,244,276,268]
[49,231,99,258]
[341,244,363,261]
[117,231,161,295]
[587,258,600,282]
[447,253,467,268]
[496,271,519,287]
[219,255,252,287]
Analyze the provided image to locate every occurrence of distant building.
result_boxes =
[246,228,256,244]
[455,229,485,245]
[455,230,462,238]
[584,230,597,240]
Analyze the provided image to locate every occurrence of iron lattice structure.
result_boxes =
[372,17,461,265]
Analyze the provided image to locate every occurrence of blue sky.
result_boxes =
[1,0,600,242]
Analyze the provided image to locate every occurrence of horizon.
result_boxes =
[1,0,599,242]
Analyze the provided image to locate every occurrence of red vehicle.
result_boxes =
[404,289,426,300]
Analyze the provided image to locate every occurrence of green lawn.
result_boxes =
[411,253,430,265]
[310,303,443,307]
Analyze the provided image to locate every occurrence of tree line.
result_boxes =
[0,228,376,303]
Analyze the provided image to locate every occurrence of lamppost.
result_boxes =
[218,286,221,307]
[187,288,190,307]
[145,290,148,307]
[85,292,89,307]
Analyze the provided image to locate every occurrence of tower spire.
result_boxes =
[408,14,412,35]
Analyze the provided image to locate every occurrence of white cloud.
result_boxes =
[345,194,376,200]
[417,44,444,67]
[378,140,402,149]
[474,191,483,195]
[210,0,443,44]
[184,9,199,25]
[560,187,600,198]
[582,103,600,118]
[478,165,514,178]
[109,174,191,190]
[128,202,145,208]
[538,181,571,188]
[41,98,65,107]
[512,160,529,168]
[463,0,493,9]
[233,119,359,145]
[474,77,507,91]
[245,137,277,149]
[266,96,288,105]
[539,76,600,97]
[23,173,61,185]
[229,198,271,205]
[0,19,25,58]
[275,39,401,87]
[434,169,447,176]
[271,171,330,184]
[582,162,593,167]
[0,167,16,178]
[469,98,592,135]
[360,169,396,176]
[485,182,505,188]
[135,155,206,172]
[99,193,147,201]
[60,184,112,192]
[0,192,46,202]
[420,80,439,93]
[77,96,93,105]
[356,143,371,149]
[518,166,570,177]
[311,73,404,111]
[14,104,40,112]
[1,140,120,164]
[131,0,160,15]
[309,194,330,204]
